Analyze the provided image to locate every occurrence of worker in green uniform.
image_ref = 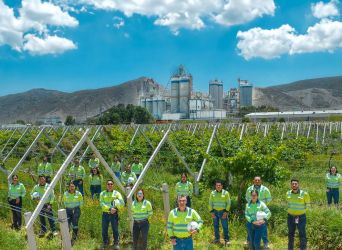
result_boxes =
[132,157,143,179]
[245,176,272,249]
[8,174,26,230]
[63,181,83,245]
[167,195,203,250]
[245,190,271,250]
[132,188,153,250]
[326,166,340,206]
[287,178,311,250]
[89,167,103,199]
[37,156,53,183]
[175,173,193,208]
[68,158,86,195]
[89,153,100,169]
[31,175,58,237]
[209,180,231,246]
[121,164,137,187]
[100,180,125,249]
[111,156,122,179]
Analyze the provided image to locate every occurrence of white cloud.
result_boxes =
[311,0,339,19]
[23,34,77,55]
[77,0,276,33]
[0,0,78,55]
[237,19,342,60]
[112,16,124,29]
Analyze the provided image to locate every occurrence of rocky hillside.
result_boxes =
[0,77,160,124]
[253,76,342,111]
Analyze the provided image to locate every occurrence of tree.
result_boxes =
[65,115,76,125]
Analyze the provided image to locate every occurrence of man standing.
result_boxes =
[31,175,58,237]
[121,164,137,187]
[209,180,231,246]
[37,156,53,183]
[68,159,86,195]
[131,157,143,179]
[89,153,100,169]
[100,180,125,249]
[175,173,193,208]
[245,176,272,249]
[287,178,310,250]
[167,195,203,250]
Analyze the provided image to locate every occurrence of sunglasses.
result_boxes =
[107,183,113,186]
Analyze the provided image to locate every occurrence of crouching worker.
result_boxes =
[63,181,83,245]
[167,195,203,250]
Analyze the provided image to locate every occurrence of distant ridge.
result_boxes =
[0,77,160,124]
[253,76,342,111]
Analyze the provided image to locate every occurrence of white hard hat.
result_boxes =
[256,211,267,220]
[127,177,135,184]
[32,192,40,199]
[187,221,199,232]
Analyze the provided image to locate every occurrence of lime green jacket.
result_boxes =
[132,199,153,221]
[131,163,143,175]
[88,158,100,169]
[176,181,193,197]
[245,185,272,205]
[111,161,121,172]
[167,207,203,238]
[245,200,271,223]
[121,171,137,186]
[89,174,103,186]
[326,173,341,188]
[287,189,311,215]
[100,190,125,213]
[68,165,86,180]
[37,162,53,177]
[8,182,26,199]
[209,189,231,212]
[63,190,83,208]
[31,183,54,204]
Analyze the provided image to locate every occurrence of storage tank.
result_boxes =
[209,79,223,109]
[170,77,179,113]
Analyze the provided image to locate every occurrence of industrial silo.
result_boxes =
[209,79,223,109]
[170,77,180,113]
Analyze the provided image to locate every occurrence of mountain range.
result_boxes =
[0,76,341,124]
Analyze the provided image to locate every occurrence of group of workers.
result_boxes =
[6,154,341,250]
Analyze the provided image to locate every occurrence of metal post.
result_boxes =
[307,122,311,139]
[192,124,198,135]
[316,123,319,144]
[263,124,267,137]
[194,172,199,196]
[43,130,67,157]
[167,138,194,176]
[0,128,17,155]
[281,123,285,141]
[126,187,133,233]
[196,124,218,182]
[3,127,30,162]
[127,126,171,199]
[51,127,69,156]
[24,212,37,250]
[8,128,46,182]
[130,125,140,145]
[239,124,245,141]
[79,126,101,163]
[26,129,91,230]
[296,123,300,139]
[322,123,327,144]
[162,183,170,220]
[58,209,72,250]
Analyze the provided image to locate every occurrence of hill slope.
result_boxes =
[0,77,159,124]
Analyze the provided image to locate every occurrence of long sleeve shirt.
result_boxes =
[287,189,311,216]
[132,199,153,221]
[63,191,83,208]
[245,200,271,223]
[208,189,231,212]
[100,190,125,213]
[245,185,272,204]
[8,182,26,199]
[31,183,54,204]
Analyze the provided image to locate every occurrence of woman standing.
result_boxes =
[8,175,26,230]
[175,173,193,208]
[326,166,341,206]
[245,190,271,250]
[89,167,103,199]
[132,189,153,250]
[63,181,83,245]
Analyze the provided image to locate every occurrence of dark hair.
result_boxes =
[251,190,259,196]
[329,166,338,175]
[215,179,223,185]
[177,194,187,200]
[107,179,114,184]
[68,181,75,187]
[135,188,145,201]
[291,178,299,183]
[38,175,46,179]
[91,167,101,176]
[254,176,261,180]
[181,173,187,178]
[12,174,19,180]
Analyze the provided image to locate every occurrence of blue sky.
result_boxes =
[0,0,341,96]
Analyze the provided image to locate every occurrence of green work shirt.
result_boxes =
[31,183,54,204]
[132,199,153,221]
[8,182,26,199]
[176,181,193,197]
[63,190,83,208]
[88,158,100,169]
[68,165,86,180]
[100,190,125,213]
[209,189,231,212]
[287,189,311,216]
[131,162,143,175]
[245,185,272,204]
[111,161,121,172]
[326,173,341,189]
[89,174,103,186]
[245,200,271,223]
[121,171,137,186]
[167,207,203,239]
[38,162,53,177]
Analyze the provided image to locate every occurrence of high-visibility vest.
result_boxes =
[167,207,203,238]
[100,190,125,213]
[131,163,143,175]
[38,162,53,177]
[209,189,231,211]
[89,158,100,169]
[69,165,86,180]
[287,189,311,215]
[31,184,54,204]
[111,161,121,172]
[121,171,137,185]
[132,199,153,221]
[245,200,271,223]
[89,174,103,186]
[8,182,26,199]
[245,185,272,204]
[175,181,193,197]
[63,191,83,208]
[326,173,341,188]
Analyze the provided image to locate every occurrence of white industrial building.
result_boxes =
[246,110,342,121]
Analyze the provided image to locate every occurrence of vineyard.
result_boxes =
[0,122,342,250]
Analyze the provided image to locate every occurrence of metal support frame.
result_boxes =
[24,212,37,250]
[2,127,30,162]
[43,130,67,157]
[79,126,102,163]
[0,128,17,155]
[58,209,72,250]
[167,138,194,176]
[130,125,140,145]
[51,127,69,157]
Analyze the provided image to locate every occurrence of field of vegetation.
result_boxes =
[0,123,341,250]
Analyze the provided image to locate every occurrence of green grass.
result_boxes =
[0,155,341,249]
